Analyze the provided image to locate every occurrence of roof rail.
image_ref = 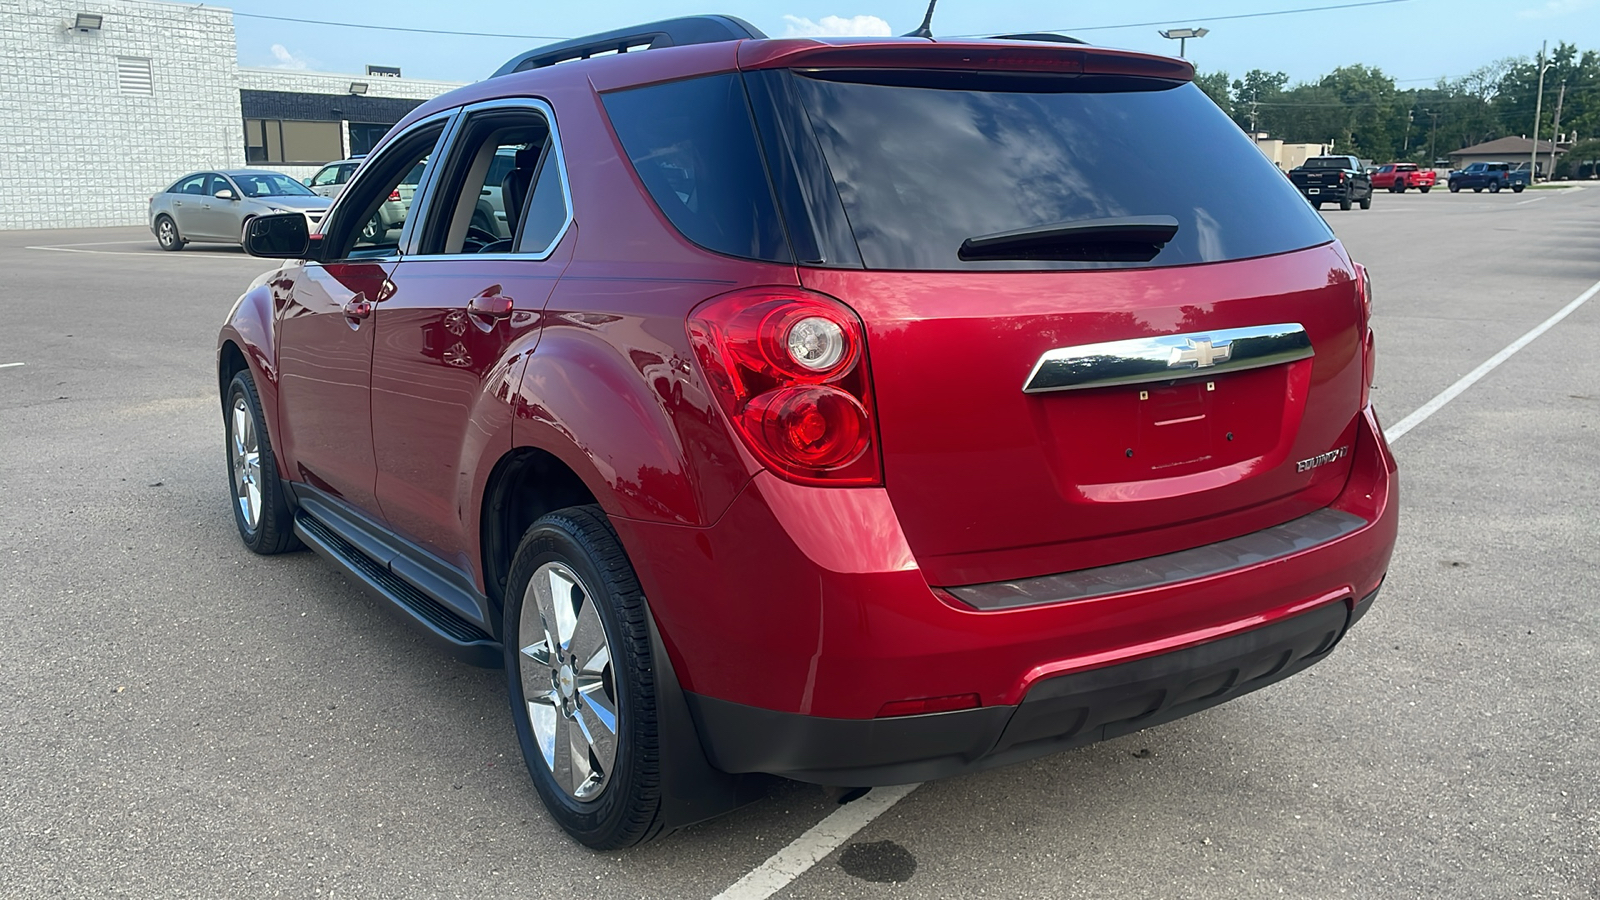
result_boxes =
[492,15,766,77]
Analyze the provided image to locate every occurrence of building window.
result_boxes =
[348,123,392,157]
[244,118,343,165]
[117,57,153,95]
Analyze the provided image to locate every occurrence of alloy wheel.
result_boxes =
[518,561,619,801]
[230,396,262,531]
[158,218,177,248]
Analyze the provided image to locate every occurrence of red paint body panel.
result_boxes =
[617,404,1395,719]
[800,243,1363,586]
[371,248,562,573]
[274,262,395,510]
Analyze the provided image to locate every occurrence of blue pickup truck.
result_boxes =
[1448,162,1531,194]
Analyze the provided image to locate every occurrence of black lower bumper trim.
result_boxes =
[687,589,1376,786]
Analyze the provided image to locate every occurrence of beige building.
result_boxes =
[1253,135,1333,171]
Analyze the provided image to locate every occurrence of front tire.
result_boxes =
[224,371,299,554]
[1450,182,1461,193]
[504,505,666,849]
[156,215,184,251]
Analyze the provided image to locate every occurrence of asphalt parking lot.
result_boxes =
[2,187,1597,899]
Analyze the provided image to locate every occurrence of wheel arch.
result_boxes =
[218,278,285,475]
[479,445,599,611]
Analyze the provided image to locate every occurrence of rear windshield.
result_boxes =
[603,69,1331,271]
[787,74,1332,270]
[1303,157,1354,169]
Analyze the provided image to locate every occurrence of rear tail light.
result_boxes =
[388,189,402,202]
[688,287,881,485]
[1355,263,1375,408]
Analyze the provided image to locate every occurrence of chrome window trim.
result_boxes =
[402,96,575,262]
[1021,323,1314,394]
[319,108,461,264]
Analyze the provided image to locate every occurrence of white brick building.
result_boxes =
[0,0,465,230]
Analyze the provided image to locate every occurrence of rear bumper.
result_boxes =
[686,587,1378,785]
[614,404,1396,762]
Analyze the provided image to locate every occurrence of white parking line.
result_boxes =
[712,784,919,900]
[712,276,1600,900]
[1383,276,1600,443]
[24,245,252,259]
[0,362,24,369]
[1515,195,1549,205]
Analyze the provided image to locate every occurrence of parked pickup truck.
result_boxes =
[1288,155,1373,210]
[1371,162,1436,193]
[1448,161,1529,194]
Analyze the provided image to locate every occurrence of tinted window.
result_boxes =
[787,75,1333,270]
[169,174,206,194]
[519,157,568,254]
[603,74,791,263]
[233,173,315,198]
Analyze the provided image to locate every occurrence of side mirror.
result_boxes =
[214,188,237,201]
[244,213,318,260]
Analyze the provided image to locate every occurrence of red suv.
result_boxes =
[220,16,1397,849]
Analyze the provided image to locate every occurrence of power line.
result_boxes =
[227,10,568,41]
[956,0,1416,37]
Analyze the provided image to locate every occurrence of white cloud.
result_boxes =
[268,44,310,70]
[782,14,893,37]
[1517,0,1594,18]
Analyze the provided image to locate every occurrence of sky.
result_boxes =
[226,0,1600,87]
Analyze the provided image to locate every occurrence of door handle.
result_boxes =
[343,295,372,320]
[467,294,513,320]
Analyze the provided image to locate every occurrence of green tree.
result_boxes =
[1194,70,1234,117]
[1230,69,1288,132]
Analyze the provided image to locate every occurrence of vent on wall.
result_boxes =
[117,56,153,95]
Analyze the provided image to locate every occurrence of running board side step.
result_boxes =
[294,513,502,668]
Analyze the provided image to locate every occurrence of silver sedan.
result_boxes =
[149,170,333,251]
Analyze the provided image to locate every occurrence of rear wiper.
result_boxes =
[958,215,1180,262]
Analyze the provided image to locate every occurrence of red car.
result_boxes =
[1371,162,1437,193]
[219,16,1397,848]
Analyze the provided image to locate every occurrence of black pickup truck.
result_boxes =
[1288,155,1373,210]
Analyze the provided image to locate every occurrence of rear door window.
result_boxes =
[783,73,1333,270]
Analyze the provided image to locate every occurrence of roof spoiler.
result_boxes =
[492,15,765,77]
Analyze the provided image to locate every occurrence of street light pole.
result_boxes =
[1158,27,1209,59]
[1531,41,1548,180]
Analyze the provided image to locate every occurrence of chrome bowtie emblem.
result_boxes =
[1169,337,1233,369]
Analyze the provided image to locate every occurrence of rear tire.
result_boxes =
[1420,186,1431,194]
[1395,182,1407,193]
[1512,184,1525,193]
[1473,187,1483,193]
[1359,195,1372,209]
[1313,201,1324,210]
[1489,182,1501,193]
[504,505,667,849]
[156,215,184,251]
[224,371,299,554]
[1340,196,1353,211]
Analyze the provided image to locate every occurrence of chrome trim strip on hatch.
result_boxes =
[1021,323,1314,394]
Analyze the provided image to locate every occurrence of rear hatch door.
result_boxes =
[749,59,1365,586]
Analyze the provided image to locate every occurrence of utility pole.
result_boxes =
[1402,107,1414,154]
[1531,41,1548,180]
[1549,83,1566,177]
[1426,109,1441,164]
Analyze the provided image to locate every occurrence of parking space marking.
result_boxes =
[712,783,919,900]
[1383,276,1600,443]
[711,276,1600,900]
[24,245,251,260]
[0,362,24,369]
[1515,195,1549,205]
